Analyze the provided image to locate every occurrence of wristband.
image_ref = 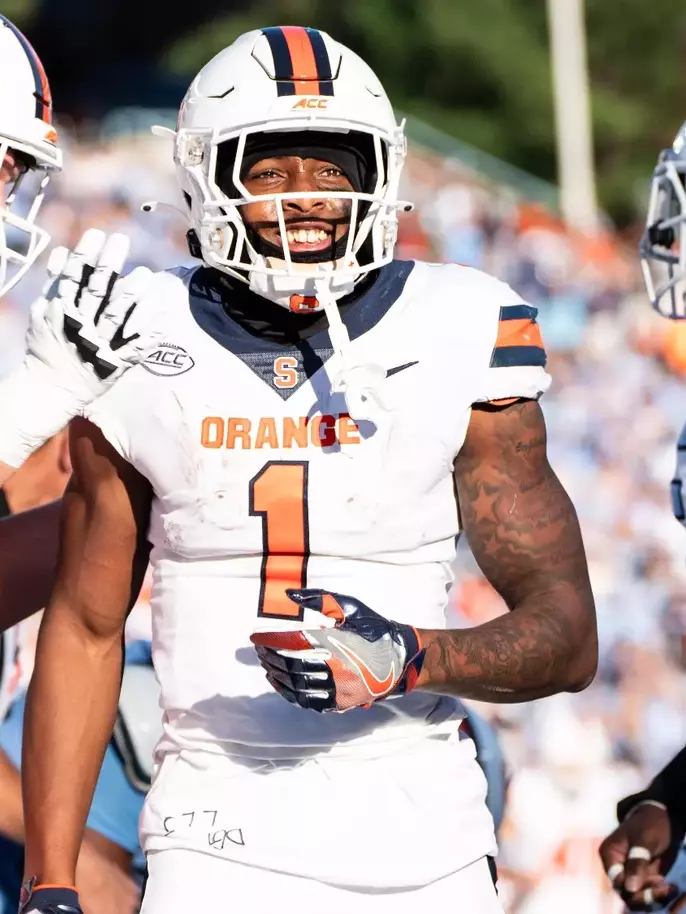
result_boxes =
[19,881,80,914]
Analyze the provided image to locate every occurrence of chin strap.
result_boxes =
[314,278,388,424]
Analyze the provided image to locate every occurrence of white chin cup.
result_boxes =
[249,256,357,311]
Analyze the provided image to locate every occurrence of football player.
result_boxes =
[598,123,686,912]
[20,27,597,914]
[0,15,169,640]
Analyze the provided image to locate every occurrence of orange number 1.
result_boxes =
[249,461,309,619]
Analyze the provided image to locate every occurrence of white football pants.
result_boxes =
[140,849,504,914]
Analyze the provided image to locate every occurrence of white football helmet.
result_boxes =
[640,121,686,318]
[160,27,410,311]
[0,15,62,299]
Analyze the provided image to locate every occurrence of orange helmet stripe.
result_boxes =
[261,26,334,97]
[0,15,52,123]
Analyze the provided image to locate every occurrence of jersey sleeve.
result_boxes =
[420,262,552,404]
[474,300,551,403]
[81,383,133,462]
[449,261,551,406]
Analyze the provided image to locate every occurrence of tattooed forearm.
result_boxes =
[418,600,586,702]
[418,399,597,700]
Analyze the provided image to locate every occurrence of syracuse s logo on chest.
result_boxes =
[273,356,298,389]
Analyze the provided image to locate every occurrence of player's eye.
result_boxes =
[249,168,283,181]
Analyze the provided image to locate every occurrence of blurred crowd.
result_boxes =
[3,122,686,913]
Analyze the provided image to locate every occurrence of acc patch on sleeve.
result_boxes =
[489,304,547,368]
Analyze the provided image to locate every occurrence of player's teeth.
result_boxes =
[285,229,328,245]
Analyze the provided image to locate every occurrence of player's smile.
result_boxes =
[279,220,333,254]
[240,155,353,256]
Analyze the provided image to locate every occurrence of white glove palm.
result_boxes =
[0,228,162,468]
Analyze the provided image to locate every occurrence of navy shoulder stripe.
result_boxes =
[498,304,539,322]
[490,345,547,369]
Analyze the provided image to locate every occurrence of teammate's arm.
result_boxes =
[596,741,686,908]
[418,397,597,700]
[0,500,60,632]
[22,417,152,888]
[617,743,686,828]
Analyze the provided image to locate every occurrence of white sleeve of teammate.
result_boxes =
[468,272,551,404]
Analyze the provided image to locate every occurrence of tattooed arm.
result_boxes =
[416,398,597,701]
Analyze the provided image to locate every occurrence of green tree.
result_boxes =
[165,0,686,226]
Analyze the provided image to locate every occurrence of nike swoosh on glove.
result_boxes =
[19,882,83,914]
[250,588,425,712]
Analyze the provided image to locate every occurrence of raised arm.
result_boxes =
[0,230,158,486]
[22,417,152,891]
[418,398,597,700]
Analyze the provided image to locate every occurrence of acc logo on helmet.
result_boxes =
[291,98,329,110]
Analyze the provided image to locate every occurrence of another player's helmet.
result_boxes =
[640,121,686,318]
[163,27,409,310]
[0,15,61,299]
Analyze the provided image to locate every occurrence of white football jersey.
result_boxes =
[86,259,551,760]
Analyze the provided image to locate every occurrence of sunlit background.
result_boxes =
[5,2,686,911]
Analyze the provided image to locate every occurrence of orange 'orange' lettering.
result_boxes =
[226,418,252,449]
[201,417,225,449]
[255,417,279,449]
[309,415,336,448]
[338,415,361,445]
[282,417,309,448]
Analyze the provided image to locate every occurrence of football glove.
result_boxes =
[250,588,425,712]
[0,228,161,468]
[19,882,82,914]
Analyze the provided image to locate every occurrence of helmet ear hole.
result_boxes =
[186,229,202,259]
[649,222,676,248]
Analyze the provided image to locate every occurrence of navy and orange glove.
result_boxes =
[19,881,82,914]
[250,588,425,713]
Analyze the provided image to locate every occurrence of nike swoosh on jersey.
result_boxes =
[330,636,396,697]
[385,360,419,378]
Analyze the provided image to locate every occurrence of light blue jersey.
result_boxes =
[0,642,152,913]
